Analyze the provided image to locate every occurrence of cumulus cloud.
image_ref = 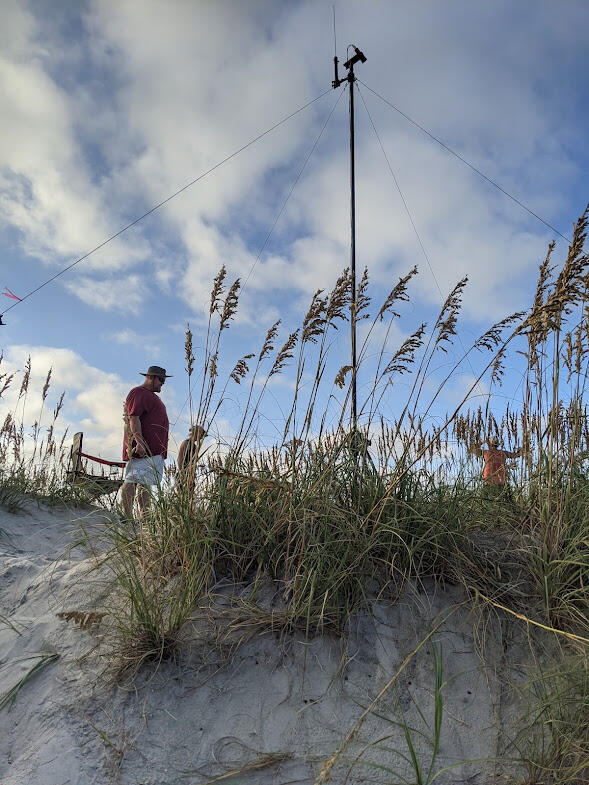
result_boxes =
[0,345,129,458]
[1,0,586,355]
[110,328,163,356]
[66,274,147,314]
[0,1,151,301]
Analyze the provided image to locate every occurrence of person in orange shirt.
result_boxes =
[469,436,521,492]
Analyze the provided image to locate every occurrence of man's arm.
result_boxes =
[128,415,147,457]
[468,444,483,457]
[503,447,521,459]
[177,439,187,472]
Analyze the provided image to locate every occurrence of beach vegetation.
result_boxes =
[1,210,588,779]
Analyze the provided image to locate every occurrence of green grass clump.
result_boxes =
[514,652,589,785]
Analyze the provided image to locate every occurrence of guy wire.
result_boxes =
[173,83,347,429]
[357,83,488,401]
[358,79,571,244]
[242,83,346,291]
[1,88,333,317]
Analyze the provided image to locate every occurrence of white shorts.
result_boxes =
[123,455,164,487]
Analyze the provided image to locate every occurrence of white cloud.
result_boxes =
[0,1,151,305]
[66,274,147,314]
[0,0,586,336]
[0,345,129,459]
[110,328,163,357]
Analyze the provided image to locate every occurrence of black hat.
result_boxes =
[140,365,173,378]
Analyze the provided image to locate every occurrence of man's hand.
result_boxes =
[128,415,146,458]
[133,441,146,458]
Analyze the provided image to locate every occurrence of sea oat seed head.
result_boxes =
[210,265,227,314]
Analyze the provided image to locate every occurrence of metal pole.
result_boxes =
[348,68,357,433]
[332,46,366,439]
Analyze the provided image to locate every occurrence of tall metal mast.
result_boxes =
[333,45,367,435]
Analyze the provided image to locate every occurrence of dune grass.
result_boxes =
[0,653,59,712]
[1,211,587,777]
[0,358,95,510]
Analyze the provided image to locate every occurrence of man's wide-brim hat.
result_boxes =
[140,365,173,378]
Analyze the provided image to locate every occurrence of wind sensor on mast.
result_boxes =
[332,45,367,438]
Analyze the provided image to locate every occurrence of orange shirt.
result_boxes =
[483,449,507,485]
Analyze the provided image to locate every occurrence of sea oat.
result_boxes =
[475,312,526,353]
[230,354,255,384]
[355,267,370,321]
[58,428,69,455]
[18,356,31,400]
[326,269,351,326]
[0,372,14,398]
[210,265,227,314]
[302,290,327,344]
[52,392,65,421]
[269,330,299,377]
[1,413,12,436]
[259,321,280,361]
[384,323,426,376]
[41,368,52,402]
[434,277,468,352]
[334,365,352,389]
[220,279,240,330]
[184,324,194,377]
[57,611,106,630]
[378,266,418,321]
[522,208,589,341]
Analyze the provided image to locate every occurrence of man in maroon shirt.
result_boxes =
[121,365,172,520]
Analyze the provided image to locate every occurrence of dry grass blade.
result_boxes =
[476,595,589,646]
[56,610,106,630]
[212,466,286,491]
[314,609,456,784]
[0,653,59,711]
[195,751,292,784]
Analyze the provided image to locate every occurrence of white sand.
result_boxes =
[0,499,529,784]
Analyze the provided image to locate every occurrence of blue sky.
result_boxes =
[1,0,588,463]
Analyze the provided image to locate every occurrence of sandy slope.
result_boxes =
[0,499,528,784]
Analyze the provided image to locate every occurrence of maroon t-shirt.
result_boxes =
[123,386,169,461]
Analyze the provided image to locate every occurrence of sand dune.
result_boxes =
[1,499,529,784]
